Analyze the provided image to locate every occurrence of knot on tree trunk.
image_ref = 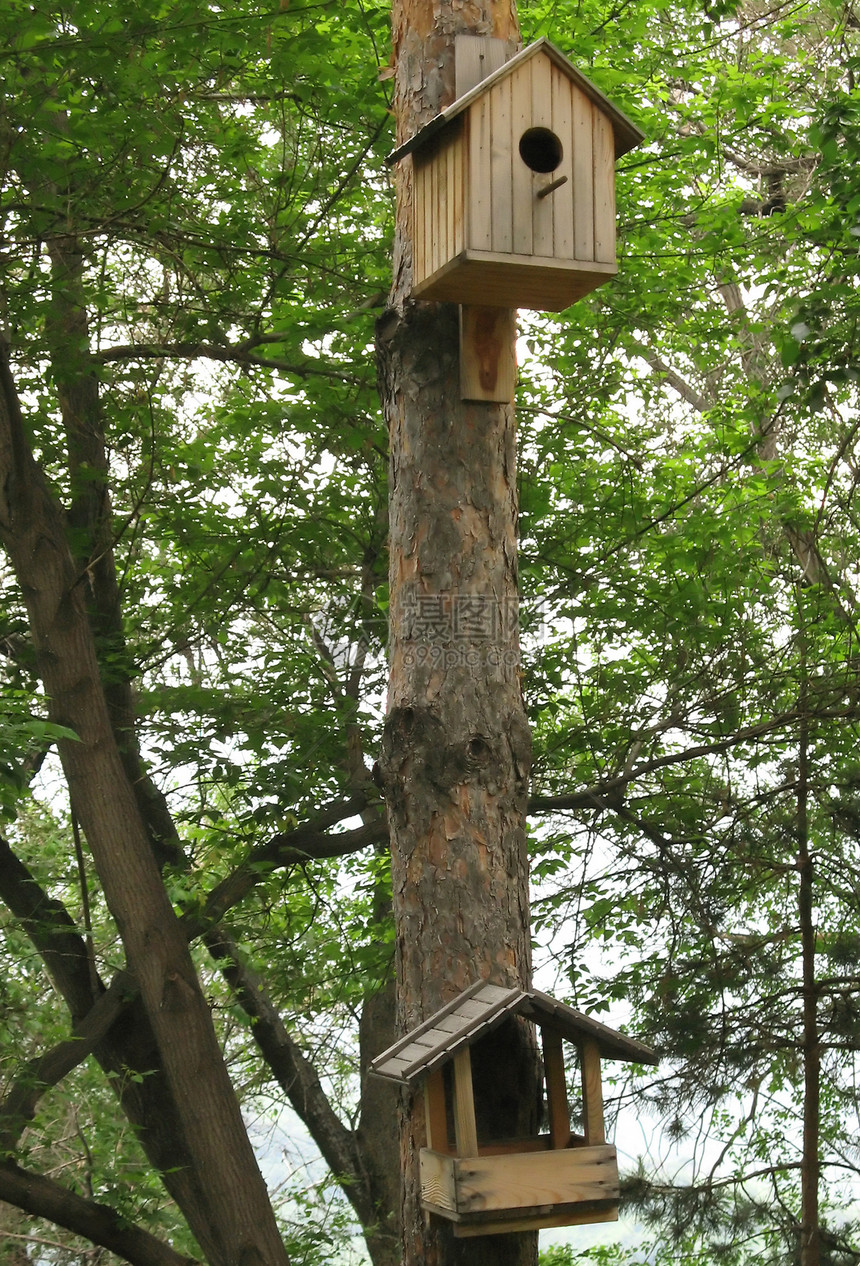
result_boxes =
[380,705,526,830]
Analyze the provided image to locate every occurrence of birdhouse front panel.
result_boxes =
[401,40,640,311]
[465,56,614,267]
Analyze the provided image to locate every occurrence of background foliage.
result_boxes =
[2,0,860,1263]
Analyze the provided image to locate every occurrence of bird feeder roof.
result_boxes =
[369,979,658,1086]
[388,37,644,168]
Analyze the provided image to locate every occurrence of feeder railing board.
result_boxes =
[474,1135,556,1157]
[419,1142,620,1235]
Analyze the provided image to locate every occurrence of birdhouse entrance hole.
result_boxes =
[519,127,564,173]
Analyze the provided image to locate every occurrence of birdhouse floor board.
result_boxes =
[420,1144,619,1220]
[482,1135,551,1155]
[449,1203,619,1237]
[412,250,617,310]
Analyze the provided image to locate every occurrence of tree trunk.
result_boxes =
[797,615,820,1266]
[0,347,289,1266]
[377,3,538,1264]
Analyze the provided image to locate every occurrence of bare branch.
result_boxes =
[628,337,712,413]
[186,806,387,935]
[0,1162,198,1266]
[204,929,371,1213]
[0,972,131,1152]
[90,340,368,385]
[529,707,808,814]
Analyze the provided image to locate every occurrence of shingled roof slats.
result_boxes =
[369,981,657,1085]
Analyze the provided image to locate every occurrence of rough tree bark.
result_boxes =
[376,3,539,1265]
[0,332,290,1266]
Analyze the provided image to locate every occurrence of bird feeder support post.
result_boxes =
[580,1037,606,1146]
[542,1027,571,1149]
[452,1047,479,1157]
[424,1067,449,1153]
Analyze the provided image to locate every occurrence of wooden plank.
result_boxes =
[581,1037,606,1146]
[434,1013,468,1035]
[420,1149,458,1214]
[510,62,533,257]
[477,1134,551,1156]
[473,983,518,1003]
[471,982,519,1002]
[593,108,616,263]
[424,1068,449,1153]
[530,52,555,258]
[412,249,617,310]
[433,146,440,278]
[404,1034,444,1055]
[551,67,574,260]
[453,125,464,256]
[411,158,424,287]
[542,1028,571,1149]
[452,1048,479,1157]
[428,145,437,278]
[450,999,491,1021]
[422,155,433,284]
[373,1054,411,1079]
[435,143,446,277]
[446,132,456,269]
[453,1143,619,1214]
[468,95,492,251]
[427,149,436,277]
[529,48,552,129]
[460,305,517,403]
[489,76,513,254]
[455,35,510,98]
[572,86,594,261]
[452,1203,619,1236]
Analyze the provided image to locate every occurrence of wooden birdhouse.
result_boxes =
[389,38,644,312]
[369,980,657,1237]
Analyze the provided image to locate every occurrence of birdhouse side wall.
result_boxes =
[412,122,466,293]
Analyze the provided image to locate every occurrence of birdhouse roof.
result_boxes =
[369,979,658,1085]
[388,37,644,167]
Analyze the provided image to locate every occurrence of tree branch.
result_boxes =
[528,707,807,813]
[203,928,371,1216]
[0,833,100,1021]
[0,834,228,1257]
[0,1162,198,1266]
[628,337,712,413]
[91,340,367,385]
[185,802,387,935]
[0,971,132,1152]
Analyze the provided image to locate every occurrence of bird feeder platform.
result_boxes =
[370,980,657,1236]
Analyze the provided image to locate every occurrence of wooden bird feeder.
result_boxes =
[370,980,657,1237]
[389,37,644,312]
